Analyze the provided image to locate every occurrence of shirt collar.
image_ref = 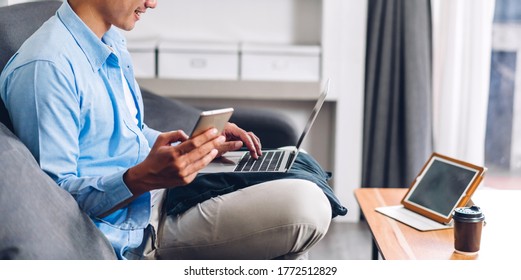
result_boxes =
[56,2,116,72]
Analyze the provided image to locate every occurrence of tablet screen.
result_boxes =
[405,157,479,219]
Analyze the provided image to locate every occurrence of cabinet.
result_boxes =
[125,0,367,222]
[158,41,240,80]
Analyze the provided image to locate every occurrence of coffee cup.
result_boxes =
[453,205,485,255]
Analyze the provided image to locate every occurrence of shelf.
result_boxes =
[137,79,323,101]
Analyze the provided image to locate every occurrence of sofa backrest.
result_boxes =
[0,1,62,131]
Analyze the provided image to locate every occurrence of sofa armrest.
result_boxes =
[0,123,117,260]
[141,88,298,148]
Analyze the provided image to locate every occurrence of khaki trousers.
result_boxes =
[129,178,332,260]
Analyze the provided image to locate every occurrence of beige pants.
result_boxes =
[131,179,332,260]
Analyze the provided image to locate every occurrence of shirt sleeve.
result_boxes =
[142,123,161,148]
[2,61,133,217]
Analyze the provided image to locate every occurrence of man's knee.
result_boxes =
[272,179,332,233]
[263,179,332,258]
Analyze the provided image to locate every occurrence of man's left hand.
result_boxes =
[217,122,262,159]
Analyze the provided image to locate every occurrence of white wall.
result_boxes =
[4,0,52,5]
[125,0,321,45]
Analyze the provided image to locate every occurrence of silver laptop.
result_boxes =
[200,79,330,173]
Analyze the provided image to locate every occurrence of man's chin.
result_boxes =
[116,24,136,32]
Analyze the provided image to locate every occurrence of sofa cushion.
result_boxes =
[0,123,116,259]
[228,107,298,148]
[141,88,202,134]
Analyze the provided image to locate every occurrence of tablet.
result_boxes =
[401,153,486,224]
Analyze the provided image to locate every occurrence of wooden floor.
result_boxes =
[309,220,373,260]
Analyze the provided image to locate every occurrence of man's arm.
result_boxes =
[100,128,223,216]
[2,61,134,217]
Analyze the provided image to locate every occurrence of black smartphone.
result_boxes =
[190,108,234,137]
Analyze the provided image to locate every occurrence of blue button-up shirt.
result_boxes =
[0,2,160,259]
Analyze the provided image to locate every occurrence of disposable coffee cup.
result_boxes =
[453,205,485,255]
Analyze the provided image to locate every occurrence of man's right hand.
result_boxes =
[123,128,225,196]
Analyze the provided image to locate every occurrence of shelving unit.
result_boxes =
[136,79,321,101]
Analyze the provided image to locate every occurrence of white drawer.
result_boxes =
[127,39,157,78]
[240,43,321,81]
[158,41,239,80]
[129,51,156,78]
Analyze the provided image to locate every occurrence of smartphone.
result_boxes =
[190,108,234,137]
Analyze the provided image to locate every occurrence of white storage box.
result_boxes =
[158,41,239,80]
[127,39,157,78]
[240,43,321,81]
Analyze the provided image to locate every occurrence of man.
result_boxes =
[0,0,334,259]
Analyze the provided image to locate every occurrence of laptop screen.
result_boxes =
[404,156,480,219]
[294,79,329,150]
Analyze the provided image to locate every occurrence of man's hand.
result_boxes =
[123,128,225,195]
[217,122,262,159]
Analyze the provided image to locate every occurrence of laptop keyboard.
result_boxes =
[234,151,285,172]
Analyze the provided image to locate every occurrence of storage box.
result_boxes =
[240,43,321,81]
[158,41,239,80]
[127,39,157,78]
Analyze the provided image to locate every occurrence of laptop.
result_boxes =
[200,79,330,173]
[376,153,486,231]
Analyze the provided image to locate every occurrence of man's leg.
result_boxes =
[154,179,332,260]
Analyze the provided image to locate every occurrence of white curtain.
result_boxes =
[432,0,495,165]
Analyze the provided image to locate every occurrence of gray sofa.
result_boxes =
[0,1,297,259]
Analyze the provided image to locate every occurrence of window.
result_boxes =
[486,0,521,189]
